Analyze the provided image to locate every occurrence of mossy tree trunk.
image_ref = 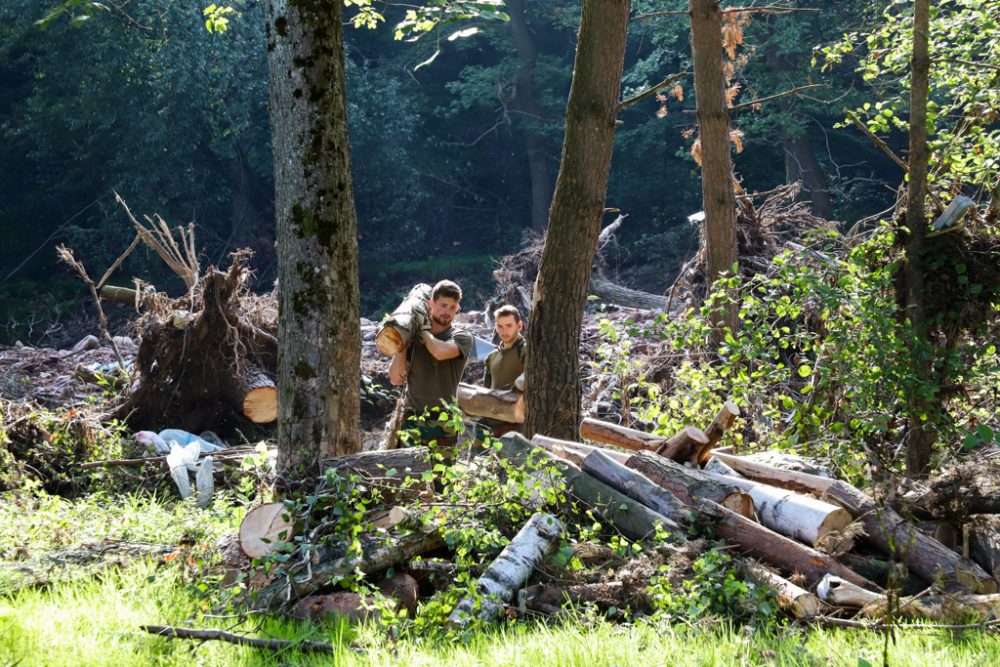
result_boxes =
[523,0,630,441]
[265,0,362,484]
[903,0,933,477]
[690,0,738,335]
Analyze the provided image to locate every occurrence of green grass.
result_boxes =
[2,492,998,666]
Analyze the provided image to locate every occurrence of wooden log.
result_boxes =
[624,451,754,518]
[531,434,629,466]
[969,515,1000,580]
[374,283,432,356]
[744,561,820,619]
[581,449,691,524]
[818,574,1000,621]
[695,401,740,465]
[240,368,277,424]
[254,529,445,609]
[523,580,650,616]
[498,434,685,542]
[701,469,854,547]
[240,503,295,559]
[99,284,140,305]
[579,418,708,461]
[699,499,878,591]
[449,512,563,626]
[713,452,998,594]
[323,447,433,479]
[457,382,524,423]
[816,574,884,608]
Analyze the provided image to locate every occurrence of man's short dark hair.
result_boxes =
[493,305,521,323]
[431,280,462,302]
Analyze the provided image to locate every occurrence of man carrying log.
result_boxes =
[388,280,473,449]
[477,305,527,438]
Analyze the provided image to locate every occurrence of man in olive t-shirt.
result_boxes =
[389,280,472,447]
[479,304,526,438]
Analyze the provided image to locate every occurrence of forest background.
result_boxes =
[0,0,903,343]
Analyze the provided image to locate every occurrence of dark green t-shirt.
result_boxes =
[404,327,473,414]
[484,336,526,389]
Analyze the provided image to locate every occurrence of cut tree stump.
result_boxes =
[374,283,432,357]
[713,452,998,594]
[624,451,754,518]
[449,512,563,626]
[240,368,277,424]
[702,469,853,546]
[240,503,295,559]
[457,383,524,423]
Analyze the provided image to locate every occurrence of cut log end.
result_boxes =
[375,326,405,357]
[243,386,278,424]
[240,503,295,559]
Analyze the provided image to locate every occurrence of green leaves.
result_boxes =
[203,4,236,34]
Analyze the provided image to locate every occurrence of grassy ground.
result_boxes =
[1,491,997,667]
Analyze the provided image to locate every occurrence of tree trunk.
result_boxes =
[457,383,525,423]
[499,434,685,542]
[581,449,691,524]
[531,434,630,466]
[449,512,563,626]
[713,452,998,593]
[625,450,749,512]
[507,0,553,233]
[903,0,933,478]
[783,133,833,220]
[588,276,668,310]
[523,0,631,441]
[323,446,433,480]
[266,0,362,479]
[689,0,738,334]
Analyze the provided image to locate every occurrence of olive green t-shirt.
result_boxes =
[484,336,526,390]
[404,327,474,414]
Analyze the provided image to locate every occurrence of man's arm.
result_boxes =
[389,351,409,385]
[420,329,463,361]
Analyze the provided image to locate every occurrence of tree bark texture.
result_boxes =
[457,383,525,423]
[507,0,553,233]
[903,0,933,477]
[713,452,998,593]
[689,0,738,333]
[744,561,819,619]
[523,0,631,441]
[266,0,362,479]
[581,449,691,524]
[531,434,630,466]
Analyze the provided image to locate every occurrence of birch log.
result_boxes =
[625,451,754,517]
[531,434,630,466]
[702,469,853,546]
[581,449,692,524]
[818,574,1000,621]
[499,434,685,541]
[695,401,740,465]
[449,512,563,626]
[457,383,524,423]
[374,283,432,356]
[713,452,998,593]
[744,561,820,619]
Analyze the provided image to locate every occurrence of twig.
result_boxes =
[844,109,908,172]
[141,625,337,653]
[618,72,688,112]
[114,192,200,291]
[813,615,1000,632]
[729,84,824,112]
[724,5,821,14]
[933,57,1000,72]
[97,233,141,291]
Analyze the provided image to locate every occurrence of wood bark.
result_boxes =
[457,382,524,423]
[531,434,630,466]
[699,499,877,590]
[523,0,631,441]
[499,434,685,542]
[903,0,933,477]
[374,283,432,357]
[241,368,277,424]
[580,418,708,461]
[266,0,362,477]
[588,276,668,311]
[713,452,998,593]
[969,516,1000,580]
[744,561,820,619]
[690,0,738,333]
[449,512,563,625]
[524,580,650,615]
[581,449,691,524]
[625,450,751,515]
[323,446,433,480]
[701,469,853,546]
[696,401,740,465]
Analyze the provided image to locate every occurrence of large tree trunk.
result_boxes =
[714,452,998,593]
[523,0,631,441]
[507,0,553,233]
[783,133,833,221]
[266,0,362,481]
[689,0,738,333]
[903,0,934,477]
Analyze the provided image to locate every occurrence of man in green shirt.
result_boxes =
[389,280,473,448]
[480,304,526,437]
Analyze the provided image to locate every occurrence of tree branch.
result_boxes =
[634,10,688,21]
[142,625,337,653]
[933,57,1000,72]
[618,72,688,113]
[729,84,825,112]
[724,6,821,14]
[844,109,909,172]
